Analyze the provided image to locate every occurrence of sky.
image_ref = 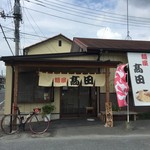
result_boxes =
[1,0,150,75]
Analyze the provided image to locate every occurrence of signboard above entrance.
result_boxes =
[38,72,105,87]
[128,52,150,106]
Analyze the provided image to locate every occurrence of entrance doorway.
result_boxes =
[61,86,97,118]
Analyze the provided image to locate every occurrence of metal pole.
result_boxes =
[127,65,130,123]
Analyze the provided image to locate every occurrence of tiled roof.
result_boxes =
[73,38,150,52]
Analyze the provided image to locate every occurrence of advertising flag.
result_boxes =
[114,64,129,107]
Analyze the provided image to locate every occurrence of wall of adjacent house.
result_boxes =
[27,37,72,55]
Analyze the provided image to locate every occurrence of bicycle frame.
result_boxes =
[15,107,40,131]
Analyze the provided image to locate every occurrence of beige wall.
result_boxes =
[16,88,61,120]
[4,66,13,114]
[27,37,72,55]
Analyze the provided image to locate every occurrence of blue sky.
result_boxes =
[1,0,150,74]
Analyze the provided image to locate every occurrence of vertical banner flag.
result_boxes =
[128,53,150,106]
[114,64,129,107]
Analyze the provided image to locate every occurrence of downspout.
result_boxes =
[97,50,103,115]
[10,65,15,114]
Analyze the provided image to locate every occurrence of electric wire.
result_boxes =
[31,0,150,25]
[1,25,48,38]
[23,6,150,29]
[47,0,150,22]
[24,8,59,53]
[24,0,150,28]
[0,24,14,56]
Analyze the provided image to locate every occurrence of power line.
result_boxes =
[23,8,59,53]
[31,0,150,24]
[23,6,106,28]
[24,0,150,28]
[1,25,48,38]
[0,24,14,56]
[23,5,150,29]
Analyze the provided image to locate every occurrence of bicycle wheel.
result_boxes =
[29,114,50,134]
[1,114,20,134]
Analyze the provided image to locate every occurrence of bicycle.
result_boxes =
[0,106,50,134]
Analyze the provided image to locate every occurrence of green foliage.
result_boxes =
[42,104,55,115]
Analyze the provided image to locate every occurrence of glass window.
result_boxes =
[18,72,54,103]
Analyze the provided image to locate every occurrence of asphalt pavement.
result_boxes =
[0,89,5,103]
[0,117,150,140]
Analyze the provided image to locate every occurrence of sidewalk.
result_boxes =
[48,118,150,137]
[1,117,150,139]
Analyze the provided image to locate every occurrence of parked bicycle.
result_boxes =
[0,106,50,134]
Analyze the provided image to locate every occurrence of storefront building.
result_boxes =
[1,35,150,126]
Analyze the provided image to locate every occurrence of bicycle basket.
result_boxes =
[33,107,41,114]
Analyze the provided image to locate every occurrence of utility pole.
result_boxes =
[13,0,22,56]
[0,0,22,56]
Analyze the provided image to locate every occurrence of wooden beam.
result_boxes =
[105,67,110,102]
[13,66,19,113]
[105,67,113,127]
[5,60,120,68]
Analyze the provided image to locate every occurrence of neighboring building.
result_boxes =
[1,35,150,124]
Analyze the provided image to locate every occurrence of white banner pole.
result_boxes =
[127,65,130,123]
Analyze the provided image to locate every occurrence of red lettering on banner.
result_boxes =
[142,60,148,66]
[61,77,67,83]
[54,77,60,83]
[141,53,147,59]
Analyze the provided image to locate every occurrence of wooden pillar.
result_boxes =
[13,66,19,114]
[105,67,113,127]
[97,87,100,115]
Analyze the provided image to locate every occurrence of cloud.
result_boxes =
[97,27,122,39]
[127,0,150,8]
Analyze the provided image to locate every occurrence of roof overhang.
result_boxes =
[0,53,121,68]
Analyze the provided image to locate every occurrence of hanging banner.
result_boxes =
[53,73,68,87]
[38,72,105,87]
[81,74,95,87]
[114,64,129,107]
[95,74,105,87]
[38,72,53,87]
[128,52,150,106]
[68,74,82,87]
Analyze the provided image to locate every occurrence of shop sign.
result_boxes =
[39,72,105,87]
[127,52,150,106]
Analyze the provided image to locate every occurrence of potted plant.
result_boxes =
[42,103,55,121]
